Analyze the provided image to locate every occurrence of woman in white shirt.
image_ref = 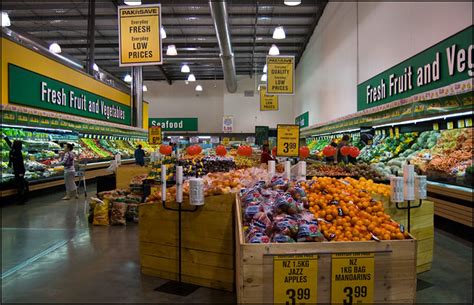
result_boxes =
[60,143,78,200]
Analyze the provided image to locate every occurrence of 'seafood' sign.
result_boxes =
[267,56,295,95]
[276,124,300,157]
[118,4,162,66]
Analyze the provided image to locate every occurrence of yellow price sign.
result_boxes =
[148,126,162,144]
[266,56,295,95]
[273,254,318,305]
[389,128,394,138]
[259,86,279,111]
[222,137,230,146]
[331,253,374,305]
[381,129,386,135]
[458,119,465,128]
[395,127,400,138]
[118,4,162,66]
[447,121,454,130]
[433,122,439,131]
[466,118,473,127]
[276,124,300,157]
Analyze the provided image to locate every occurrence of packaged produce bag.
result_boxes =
[93,198,110,226]
[110,201,127,225]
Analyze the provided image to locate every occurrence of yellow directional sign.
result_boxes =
[267,56,295,95]
[331,253,375,305]
[260,86,279,111]
[118,4,162,66]
[274,254,318,305]
[149,126,162,145]
[276,124,300,157]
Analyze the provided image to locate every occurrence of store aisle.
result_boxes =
[1,187,472,303]
[1,186,234,303]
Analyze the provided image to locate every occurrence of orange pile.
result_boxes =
[301,177,408,242]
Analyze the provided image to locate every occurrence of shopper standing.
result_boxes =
[336,135,350,164]
[60,143,78,200]
[260,144,275,164]
[5,137,28,204]
[134,144,145,166]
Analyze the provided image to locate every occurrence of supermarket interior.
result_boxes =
[0,1,472,304]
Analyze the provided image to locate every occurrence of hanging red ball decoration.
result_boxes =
[340,145,351,156]
[299,146,310,159]
[159,144,173,155]
[215,145,227,156]
[349,146,360,158]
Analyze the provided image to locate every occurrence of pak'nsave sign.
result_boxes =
[148,118,198,131]
[8,64,131,125]
[358,26,473,111]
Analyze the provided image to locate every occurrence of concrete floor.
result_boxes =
[1,184,472,304]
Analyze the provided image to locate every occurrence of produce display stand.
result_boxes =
[234,195,417,304]
[139,194,235,292]
[116,164,150,189]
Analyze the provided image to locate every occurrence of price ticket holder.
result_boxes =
[155,165,201,296]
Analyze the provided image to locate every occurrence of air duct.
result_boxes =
[209,0,237,93]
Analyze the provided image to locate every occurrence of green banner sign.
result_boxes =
[295,111,309,128]
[358,26,473,111]
[148,117,198,131]
[8,64,131,125]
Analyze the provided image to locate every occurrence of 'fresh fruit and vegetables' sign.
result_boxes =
[358,25,473,111]
[8,64,131,125]
[148,118,198,131]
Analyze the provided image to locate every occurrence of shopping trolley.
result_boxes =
[75,159,88,198]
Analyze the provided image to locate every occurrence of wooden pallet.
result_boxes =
[139,194,235,292]
[235,195,417,304]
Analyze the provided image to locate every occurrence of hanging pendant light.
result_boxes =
[272,26,286,39]
[195,85,203,92]
[2,12,11,27]
[284,0,301,6]
[124,74,132,83]
[263,64,267,73]
[187,74,196,82]
[261,74,267,82]
[49,42,62,54]
[268,44,279,56]
[166,45,178,56]
[161,27,167,39]
[181,64,190,73]
[124,1,141,5]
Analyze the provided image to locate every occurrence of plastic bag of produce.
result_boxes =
[93,199,110,226]
[272,214,299,237]
[126,203,139,223]
[110,201,127,225]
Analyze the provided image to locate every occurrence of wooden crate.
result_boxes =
[427,183,473,227]
[139,194,235,292]
[377,196,434,274]
[235,196,417,304]
[116,164,150,189]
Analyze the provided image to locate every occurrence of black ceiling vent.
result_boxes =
[244,90,254,97]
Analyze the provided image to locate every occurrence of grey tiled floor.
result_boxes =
[1,184,472,303]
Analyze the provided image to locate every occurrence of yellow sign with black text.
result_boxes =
[118,4,162,66]
[273,254,318,305]
[266,56,295,95]
[149,126,162,145]
[260,86,279,111]
[331,253,374,305]
[276,124,300,157]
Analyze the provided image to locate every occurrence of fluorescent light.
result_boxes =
[142,85,148,92]
[314,128,361,137]
[257,84,261,91]
[2,12,11,27]
[124,1,141,5]
[181,64,190,73]
[263,64,267,73]
[284,0,301,6]
[187,73,196,82]
[373,111,474,129]
[49,42,62,54]
[161,27,167,39]
[195,84,203,92]
[261,74,267,82]
[273,26,286,39]
[92,63,99,72]
[198,136,211,139]
[166,44,178,56]
[269,44,280,55]
[124,74,132,83]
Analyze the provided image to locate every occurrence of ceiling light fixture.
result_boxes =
[268,44,279,55]
[161,27,167,39]
[49,42,62,54]
[181,64,190,73]
[124,1,141,5]
[284,0,301,6]
[1,12,11,27]
[263,64,267,73]
[261,74,267,82]
[272,26,286,39]
[166,44,177,56]
[92,63,99,72]
[142,85,148,92]
[124,74,132,83]
[195,85,203,92]
[187,73,196,82]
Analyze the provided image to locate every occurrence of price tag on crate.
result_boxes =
[458,119,465,128]
[274,254,318,305]
[331,253,374,305]
[432,122,439,131]
[466,118,473,127]
[447,121,454,130]
[276,124,300,157]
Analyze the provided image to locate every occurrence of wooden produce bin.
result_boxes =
[235,197,417,304]
[116,164,150,189]
[139,194,235,292]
